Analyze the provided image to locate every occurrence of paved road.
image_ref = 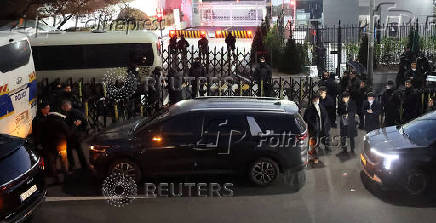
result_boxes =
[33,127,436,223]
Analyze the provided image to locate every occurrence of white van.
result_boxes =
[0,32,37,138]
[30,31,162,82]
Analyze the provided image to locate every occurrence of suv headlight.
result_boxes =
[90,145,110,153]
[370,148,399,170]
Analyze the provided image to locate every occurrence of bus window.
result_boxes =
[0,40,31,73]
[32,43,154,71]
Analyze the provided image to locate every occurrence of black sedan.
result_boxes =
[361,111,436,195]
[0,134,46,222]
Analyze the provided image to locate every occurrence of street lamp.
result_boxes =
[388,9,415,25]
[367,1,396,86]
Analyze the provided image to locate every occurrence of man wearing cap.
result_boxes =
[362,92,382,132]
[381,81,401,127]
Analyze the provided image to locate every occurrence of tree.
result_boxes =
[0,0,126,28]
[407,24,421,61]
[250,19,270,64]
[280,34,306,74]
[118,7,149,20]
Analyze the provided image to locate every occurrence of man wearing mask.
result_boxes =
[381,81,401,127]
[253,57,272,97]
[319,86,336,128]
[402,80,420,123]
[304,94,331,163]
[337,92,358,153]
[362,92,382,132]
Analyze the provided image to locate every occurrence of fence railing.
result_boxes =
[37,75,320,131]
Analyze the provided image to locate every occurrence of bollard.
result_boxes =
[261,80,264,97]
[114,104,119,122]
[279,79,284,100]
[219,80,222,96]
[240,80,243,96]
[103,83,107,98]
[79,81,83,103]
[84,101,89,120]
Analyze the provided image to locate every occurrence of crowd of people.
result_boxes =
[304,66,436,164]
[32,84,89,183]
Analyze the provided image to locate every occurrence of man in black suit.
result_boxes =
[337,92,358,153]
[304,94,331,162]
[362,92,382,133]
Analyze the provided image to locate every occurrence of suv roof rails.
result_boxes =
[195,96,280,100]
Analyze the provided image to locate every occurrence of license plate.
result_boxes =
[20,185,37,202]
[360,154,367,166]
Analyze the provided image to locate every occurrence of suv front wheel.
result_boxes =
[249,158,279,186]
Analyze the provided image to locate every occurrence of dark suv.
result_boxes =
[0,134,46,223]
[89,97,308,187]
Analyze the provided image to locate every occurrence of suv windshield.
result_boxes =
[402,119,436,146]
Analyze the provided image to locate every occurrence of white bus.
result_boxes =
[0,32,37,138]
[30,31,162,82]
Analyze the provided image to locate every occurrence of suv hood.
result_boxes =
[366,126,418,152]
[93,118,143,143]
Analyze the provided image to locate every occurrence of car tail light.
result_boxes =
[38,157,45,170]
[297,131,308,141]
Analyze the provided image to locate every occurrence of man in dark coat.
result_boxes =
[253,57,272,97]
[304,94,331,162]
[177,35,190,62]
[169,35,178,54]
[189,58,206,98]
[362,92,382,133]
[319,86,336,128]
[225,32,236,52]
[340,71,351,93]
[355,80,368,129]
[59,84,82,110]
[337,92,358,153]
[167,68,184,105]
[198,35,209,59]
[60,100,89,171]
[402,80,420,123]
[150,66,164,109]
[42,110,70,180]
[32,102,50,150]
[319,72,338,126]
[381,81,401,127]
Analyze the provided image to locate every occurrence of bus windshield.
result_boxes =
[0,40,31,73]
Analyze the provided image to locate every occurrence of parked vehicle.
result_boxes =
[30,31,162,82]
[0,134,46,222]
[361,111,436,195]
[0,31,37,138]
[89,97,308,187]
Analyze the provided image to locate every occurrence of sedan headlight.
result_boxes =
[370,148,399,170]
